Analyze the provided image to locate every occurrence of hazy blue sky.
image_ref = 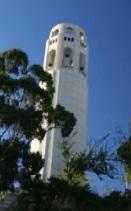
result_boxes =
[0,0,131,193]
[0,0,131,139]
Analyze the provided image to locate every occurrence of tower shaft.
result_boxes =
[42,23,88,180]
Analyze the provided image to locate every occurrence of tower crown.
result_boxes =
[44,23,88,77]
[49,23,86,41]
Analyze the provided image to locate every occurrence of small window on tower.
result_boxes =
[79,53,86,76]
[46,50,56,69]
[80,32,85,41]
[65,27,74,36]
[52,29,59,37]
[62,48,73,68]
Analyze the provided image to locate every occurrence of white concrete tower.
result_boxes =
[42,23,88,180]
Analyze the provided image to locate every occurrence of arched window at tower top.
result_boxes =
[80,32,86,49]
[65,27,74,36]
[52,29,59,37]
[46,50,56,70]
[80,32,85,42]
[62,48,73,68]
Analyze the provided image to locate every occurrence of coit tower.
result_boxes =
[39,23,88,181]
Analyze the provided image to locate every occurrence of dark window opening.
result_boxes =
[62,48,73,68]
[80,32,84,41]
[80,67,84,71]
[66,27,74,35]
[46,50,56,69]
[52,29,59,37]
[79,53,86,76]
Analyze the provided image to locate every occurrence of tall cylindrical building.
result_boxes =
[41,23,88,180]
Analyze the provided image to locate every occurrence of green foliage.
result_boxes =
[15,177,131,211]
[14,177,103,211]
[0,138,24,190]
[48,105,76,137]
[14,176,131,211]
[1,48,131,211]
[0,48,76,191]
[60,138,115,186]
[59,139,87,185]
[117,136,131,169]
[117,136,131,184]
[102,190,131,211]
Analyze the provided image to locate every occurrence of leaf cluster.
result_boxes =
[0,48,76,191]
[60,138,115,186]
